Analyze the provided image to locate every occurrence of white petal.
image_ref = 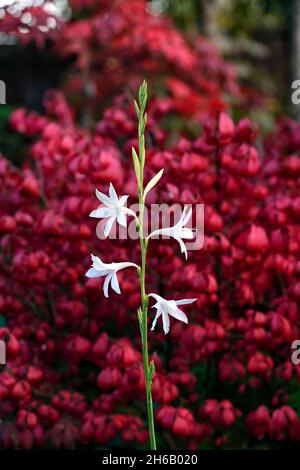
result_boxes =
[175,236,188,259]
[91,254,113,274]
[91,256,107,272]
[166,300,178,312]
[182,206,192,226]
[162,311,170,335]
[151,307,162,331]
[119,195,129,207]
[86,268,101,278]
[103,273,113,298]
[104,216,115,237]
[117,210,127,227]
[89,207,112,218]
[91,254,101,265]
[152,302,160,310]
[168,307,188,324]
[110,272,121,295]
[95,189,112,206]
[115,261,139,270]
[175,298,197,305]
[109,183,119,204]
[179,228,195,240]
[148,293,164,303]
[147,227,172,239]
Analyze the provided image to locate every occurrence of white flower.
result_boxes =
[86,254,138,298]
[147,206,194,259]
[149,293,196,335]
[89,183,129,237]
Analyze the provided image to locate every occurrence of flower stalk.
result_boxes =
[134,80,157,450]
[87,80,197,450]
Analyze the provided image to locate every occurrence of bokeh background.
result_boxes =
[1,0,300,449]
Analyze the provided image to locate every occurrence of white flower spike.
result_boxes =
[89,183,130,237]
[149,293,196,335]
[147,206,195,259]
[86,254,138,298]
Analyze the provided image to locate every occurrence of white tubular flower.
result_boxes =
[89,183,130,237]
[149,293,196,335]
[86,254,138,298]
[147,206,194,259]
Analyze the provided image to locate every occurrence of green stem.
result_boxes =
[139,237,156,450]
[138,169,156,450]
[135,81,156,450]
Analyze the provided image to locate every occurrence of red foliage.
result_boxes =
[1,0,249,118]
[0,2,61,48]
[0,0,299,451]
[54,0,240,115]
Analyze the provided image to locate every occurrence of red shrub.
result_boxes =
[0,0,299,451]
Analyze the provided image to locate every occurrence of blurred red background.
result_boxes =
[1,0,300,449]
